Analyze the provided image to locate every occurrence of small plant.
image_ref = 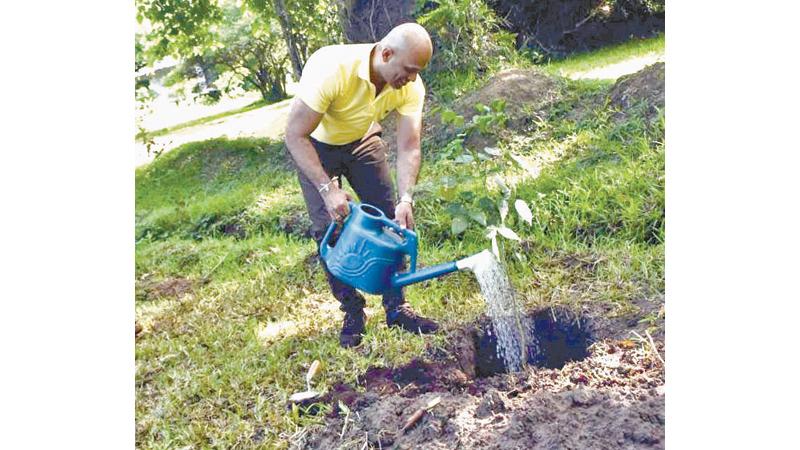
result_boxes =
[470,99,508,135]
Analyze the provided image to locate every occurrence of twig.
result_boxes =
[368,0,377,42]
[400,396,441,434]
[645,329,665,365]
[201,251,230,281]
[631,330,664,366]
[562,12,596,36]
[339,414,349,440]
[400,408,425,434]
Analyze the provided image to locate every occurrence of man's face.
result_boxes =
[382,47,426,89]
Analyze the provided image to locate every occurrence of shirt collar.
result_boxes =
[357,43,377,82]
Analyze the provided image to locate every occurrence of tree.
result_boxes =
[248,0,343,80]
[136,0,292,104]
[215,5,289,102]
[136,0,223,63]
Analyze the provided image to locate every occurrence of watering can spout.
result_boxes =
[391,261,459,289]
[390,249,494,289]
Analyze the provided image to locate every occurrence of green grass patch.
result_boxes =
[542,33,664,77]
[136,42,664,448]
[135,137,305,242]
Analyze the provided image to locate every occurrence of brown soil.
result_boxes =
[137,277,196,301]
[453,69,562,123]
[295,307,665,449]
[609,62,665,119]
[382,68,563,156]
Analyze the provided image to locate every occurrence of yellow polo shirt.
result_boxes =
[297,43,426,145]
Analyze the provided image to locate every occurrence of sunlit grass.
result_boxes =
[135,38,664,448]
[542,33,664,78]
[136,97,291,141]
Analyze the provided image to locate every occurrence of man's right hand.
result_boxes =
[322,185,352,223]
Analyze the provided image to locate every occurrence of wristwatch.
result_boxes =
[399,193,414,207]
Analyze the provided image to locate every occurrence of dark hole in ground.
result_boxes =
[474,308,594,377]
[300,307,599,417]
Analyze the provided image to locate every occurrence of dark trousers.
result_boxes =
[291,130,405,313]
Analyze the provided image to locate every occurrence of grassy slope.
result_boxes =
[135,36,664,448]
[137,97,290,141]
[543,33,665,77]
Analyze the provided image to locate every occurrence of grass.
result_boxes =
[137,97,290,141]
[135,39,664,448]
[542,33,664,77]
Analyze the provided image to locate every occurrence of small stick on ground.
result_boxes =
[400,408,425,435]
[631,330,665,366]
[400,396,441,435]
[645,330,665,366]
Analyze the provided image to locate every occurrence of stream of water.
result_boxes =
[470,251,537,372]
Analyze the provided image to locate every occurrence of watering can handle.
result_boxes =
[320,201,357,259]
[378,216,418,273]
[319,220,338,261]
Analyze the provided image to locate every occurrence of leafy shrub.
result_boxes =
[417,0,516,92]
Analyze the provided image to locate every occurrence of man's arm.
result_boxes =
[394,113,423,229]
[285,98,350,221]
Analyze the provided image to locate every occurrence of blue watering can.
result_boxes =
[320,202,490,294]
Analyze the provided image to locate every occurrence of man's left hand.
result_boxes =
[394,201,415,230]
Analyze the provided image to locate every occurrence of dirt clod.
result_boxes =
[138,277,196,300]
[297,309,665,449]
[474,389,507,418]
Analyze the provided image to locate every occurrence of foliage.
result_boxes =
[136,0,224,63]
[248,0,343,80]
[215,4,289,101]
[417,0,516,93]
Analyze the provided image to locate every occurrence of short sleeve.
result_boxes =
[396,77,426,117]
[296,49,339,114]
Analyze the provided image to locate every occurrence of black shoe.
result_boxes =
[386,304,439,334]
[339,309,367,348]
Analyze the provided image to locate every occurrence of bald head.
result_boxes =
[373,23,432,90]
[380,23,433,67]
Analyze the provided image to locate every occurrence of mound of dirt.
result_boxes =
[295,308,665,449]
[382,68,563,155]
[609,62,664,117]
[453,68,562,123]
[456,68,562,150]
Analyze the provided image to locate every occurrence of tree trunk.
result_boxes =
[273,0,304,81]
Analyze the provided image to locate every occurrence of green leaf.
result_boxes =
[451,216,469,235]
[469,210,487,226]
[514,199,533,225]
[478,196,495,212]
[491,98,506,112]
[446,204,468,217]
[441,109,456,123]
[496,226,521,241]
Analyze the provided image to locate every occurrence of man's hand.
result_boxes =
[394,201,415,230]
[322,186,352,223]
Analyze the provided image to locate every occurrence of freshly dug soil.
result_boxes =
[295,307,665,449]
